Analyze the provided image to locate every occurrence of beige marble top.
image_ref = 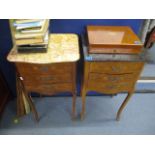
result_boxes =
[7,34,80,64]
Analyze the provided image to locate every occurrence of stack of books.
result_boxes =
[11,19,50,53]
[86,25,143,54]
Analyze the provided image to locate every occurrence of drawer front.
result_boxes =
[16,63,73,76]
[88,73,139,84]
[89,62,144,74]
[88,81,134,94]
[22,74,72,85]
[25,83,72,95]
[89,47,141,54]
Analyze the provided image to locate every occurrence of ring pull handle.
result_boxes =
[108,76,120,82]
[106,85,116,90]
[111,66,122,72]
[40,66,49,72]
[40,76,54,81]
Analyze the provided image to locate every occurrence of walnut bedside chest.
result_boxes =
[81,26,145,121]
[7,34,80,121]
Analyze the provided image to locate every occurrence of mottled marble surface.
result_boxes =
[7,34,80,64]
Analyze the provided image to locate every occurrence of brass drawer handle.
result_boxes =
[33,66,49,72]
[108,76,120,81]
[106,85,116,89]
[111,66,122,72]
[120,83,130,86]
[40,66,49,72]
[113,49,117,53]
[40,76,54,81]
[42,85,55,90]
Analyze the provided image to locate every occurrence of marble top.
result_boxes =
[7,34,80,64]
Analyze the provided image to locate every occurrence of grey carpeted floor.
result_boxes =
[0,94,155,135]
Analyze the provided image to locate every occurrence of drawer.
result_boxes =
[25,83,72,95]
[89,62,144,74]
[16,63,73,76]
[88,81,134,94]
[88,73,139,83]
[22,73,72,85]
[89,47,142,54]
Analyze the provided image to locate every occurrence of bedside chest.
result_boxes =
[7,34,80,121]
[81,35,145,121]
